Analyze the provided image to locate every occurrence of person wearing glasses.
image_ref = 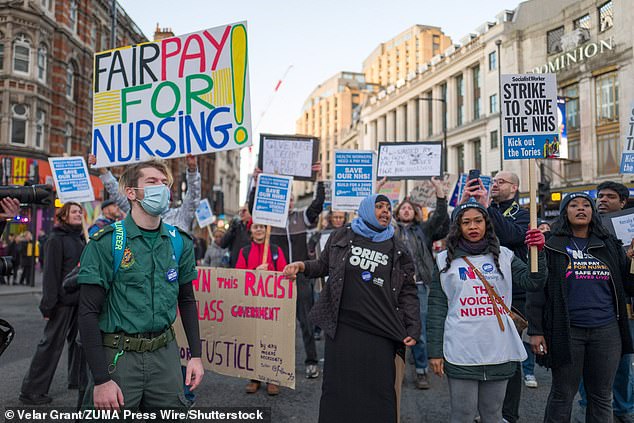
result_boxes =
[461,171,530,423]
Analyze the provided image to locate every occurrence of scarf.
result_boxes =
[458,237,489,255]
[351,194,394,242]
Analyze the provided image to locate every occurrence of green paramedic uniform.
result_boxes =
[78,214,198,409]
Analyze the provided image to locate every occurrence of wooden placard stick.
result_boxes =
[529,159,538,272]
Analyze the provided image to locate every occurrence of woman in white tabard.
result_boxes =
[427,199,547,423]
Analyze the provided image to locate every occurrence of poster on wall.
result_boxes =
[91,22,252,167]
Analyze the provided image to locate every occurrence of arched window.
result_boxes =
[65,123,73,154]
[11,103,29,145]
[66,60,77,99]
[13,34,31,74]
[37,44,47,81]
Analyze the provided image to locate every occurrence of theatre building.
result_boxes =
[360,0,632,206]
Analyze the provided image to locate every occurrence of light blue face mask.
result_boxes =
[134,185,170,216]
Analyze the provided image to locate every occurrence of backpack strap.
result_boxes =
[241,245,251,265]
[111,220,126,275]
[241,243,279,269]
[163,223,184,264]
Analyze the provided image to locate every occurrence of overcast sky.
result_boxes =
[118,0,520,202]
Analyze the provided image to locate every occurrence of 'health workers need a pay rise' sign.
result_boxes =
[332,150,376,212]
[91,22,252,168]
[502,74,558,160]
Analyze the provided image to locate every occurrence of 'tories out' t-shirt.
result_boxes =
[338,235,407,342]
[566,237,616,327]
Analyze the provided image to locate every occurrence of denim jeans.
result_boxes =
[579,319,634,416]
[411,283,429,373]
[521,342,535,376]
[545,321,622,423]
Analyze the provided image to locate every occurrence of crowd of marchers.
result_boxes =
[3,155,634,423]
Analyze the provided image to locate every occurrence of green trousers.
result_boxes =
[83,339,190,410]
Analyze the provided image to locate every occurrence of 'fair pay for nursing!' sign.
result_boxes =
[502,74,558,160]
[332,150,376,212]
[91,22,252,168]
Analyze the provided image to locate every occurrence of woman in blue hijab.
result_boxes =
[284,194,420,423]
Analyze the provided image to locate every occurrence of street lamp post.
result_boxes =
[418,96,447,173]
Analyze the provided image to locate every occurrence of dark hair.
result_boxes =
[597,181,629,202]
[551,197,611,238]
[394,199,423,223]
[441,208,504,277]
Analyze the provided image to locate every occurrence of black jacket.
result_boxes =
[39,225,85,317]
[526,233,634,369]
[303,226,421,340]
[488,199,530,311]
[219,219,251,268]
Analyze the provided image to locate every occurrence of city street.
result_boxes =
[1,279,555,422]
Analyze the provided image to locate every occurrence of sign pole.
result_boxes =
[262,225,271,266]
[529,159,538,272]
[206,225,213,241]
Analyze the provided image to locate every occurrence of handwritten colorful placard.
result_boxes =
[92,22,251,167]
[174,267,297,389]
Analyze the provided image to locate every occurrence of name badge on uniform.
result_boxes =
[166,268,178,283]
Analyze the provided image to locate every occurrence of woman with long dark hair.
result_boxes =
[283,194,420,423]
[427,200,546,423]
[527,192,634,422]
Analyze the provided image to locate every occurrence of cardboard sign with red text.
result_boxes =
[174,267,297,388]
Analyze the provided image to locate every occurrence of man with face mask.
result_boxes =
[88,154,200,235]
[77,159,203,411]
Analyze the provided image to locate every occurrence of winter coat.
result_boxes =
[39,225,86,318]
[235,241,287,272]
[303,225,421,341]
[427,246,547,381]
[526,233,634,369]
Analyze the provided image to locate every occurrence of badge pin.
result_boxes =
[166,268,178,283]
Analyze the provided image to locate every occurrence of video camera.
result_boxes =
[0,256,12,277]
[0,184,54,206]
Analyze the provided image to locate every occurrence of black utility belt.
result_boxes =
[102,327,174,352]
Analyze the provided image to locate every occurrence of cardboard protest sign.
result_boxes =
[195,198,214,227]
[91,22,251,167]
[332,150,376,211]
[619,102,634,173]
[258,134,319,181]
[48,157,95,203]
[602,208,634,246]
[556,97,569,159]
[409,174,454,208]
[378,181,401,207]
[501,74,558,160]
[252,174,293,228]
[175,267,297,388]
[377,142,442,179]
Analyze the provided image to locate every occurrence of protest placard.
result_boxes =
[48,157,94,203]
[409,174,454,208]
[501,74,558,160]
[602,208,634,246]
[252,174,293,228]
[322,180,332,211]
[377,142,442,179]
[556,97,569,159]
[175,267,297,388]
[502,73,558,271]
[378,181,401,207]
[332,150,376,211]
[258,134,319,181]
[619,102,634,173]
[91,22,251,168]
[195,198,214,228]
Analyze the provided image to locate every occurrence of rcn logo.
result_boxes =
[458,267,476,281]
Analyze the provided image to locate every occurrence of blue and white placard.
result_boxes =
[48,156,94,203]
[252,173,293,228]
[332,150,376,212]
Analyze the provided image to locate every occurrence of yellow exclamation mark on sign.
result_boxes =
[231,24,248,145]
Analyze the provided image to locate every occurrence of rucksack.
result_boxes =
[241,243,280,270]
[111,220,183,274]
